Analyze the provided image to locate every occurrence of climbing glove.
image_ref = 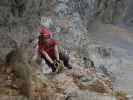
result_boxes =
[54,60,64,73]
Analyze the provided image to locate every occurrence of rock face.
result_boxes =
[0,0,127,70]
[0,48,129,100]
[0,0,133,99]
[0,0,127,56]
[5,48,33,99]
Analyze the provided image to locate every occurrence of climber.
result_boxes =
[38,27,72,72]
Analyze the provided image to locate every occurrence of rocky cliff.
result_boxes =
[0,0,133,100]
[0,0,127,53]
[0,48,129,100]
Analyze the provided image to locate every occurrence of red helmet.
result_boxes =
[40,27,51,38]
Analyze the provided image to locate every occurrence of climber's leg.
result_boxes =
[59,52,72,69]
[43,56,56,72]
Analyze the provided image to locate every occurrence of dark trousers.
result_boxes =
[43,53,69,72]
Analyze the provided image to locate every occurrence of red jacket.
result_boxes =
[38,39,59,60]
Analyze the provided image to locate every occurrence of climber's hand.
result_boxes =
[55,59,61,63]
[53,60,64,73]
[53,60,59,68]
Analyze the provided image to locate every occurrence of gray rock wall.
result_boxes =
[0,0,127,60]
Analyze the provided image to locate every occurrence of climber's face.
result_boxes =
[43,35,50,39]
[39,35,50,44]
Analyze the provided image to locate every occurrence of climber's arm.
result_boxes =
[54,45,59,61]
[41,50,54,64]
